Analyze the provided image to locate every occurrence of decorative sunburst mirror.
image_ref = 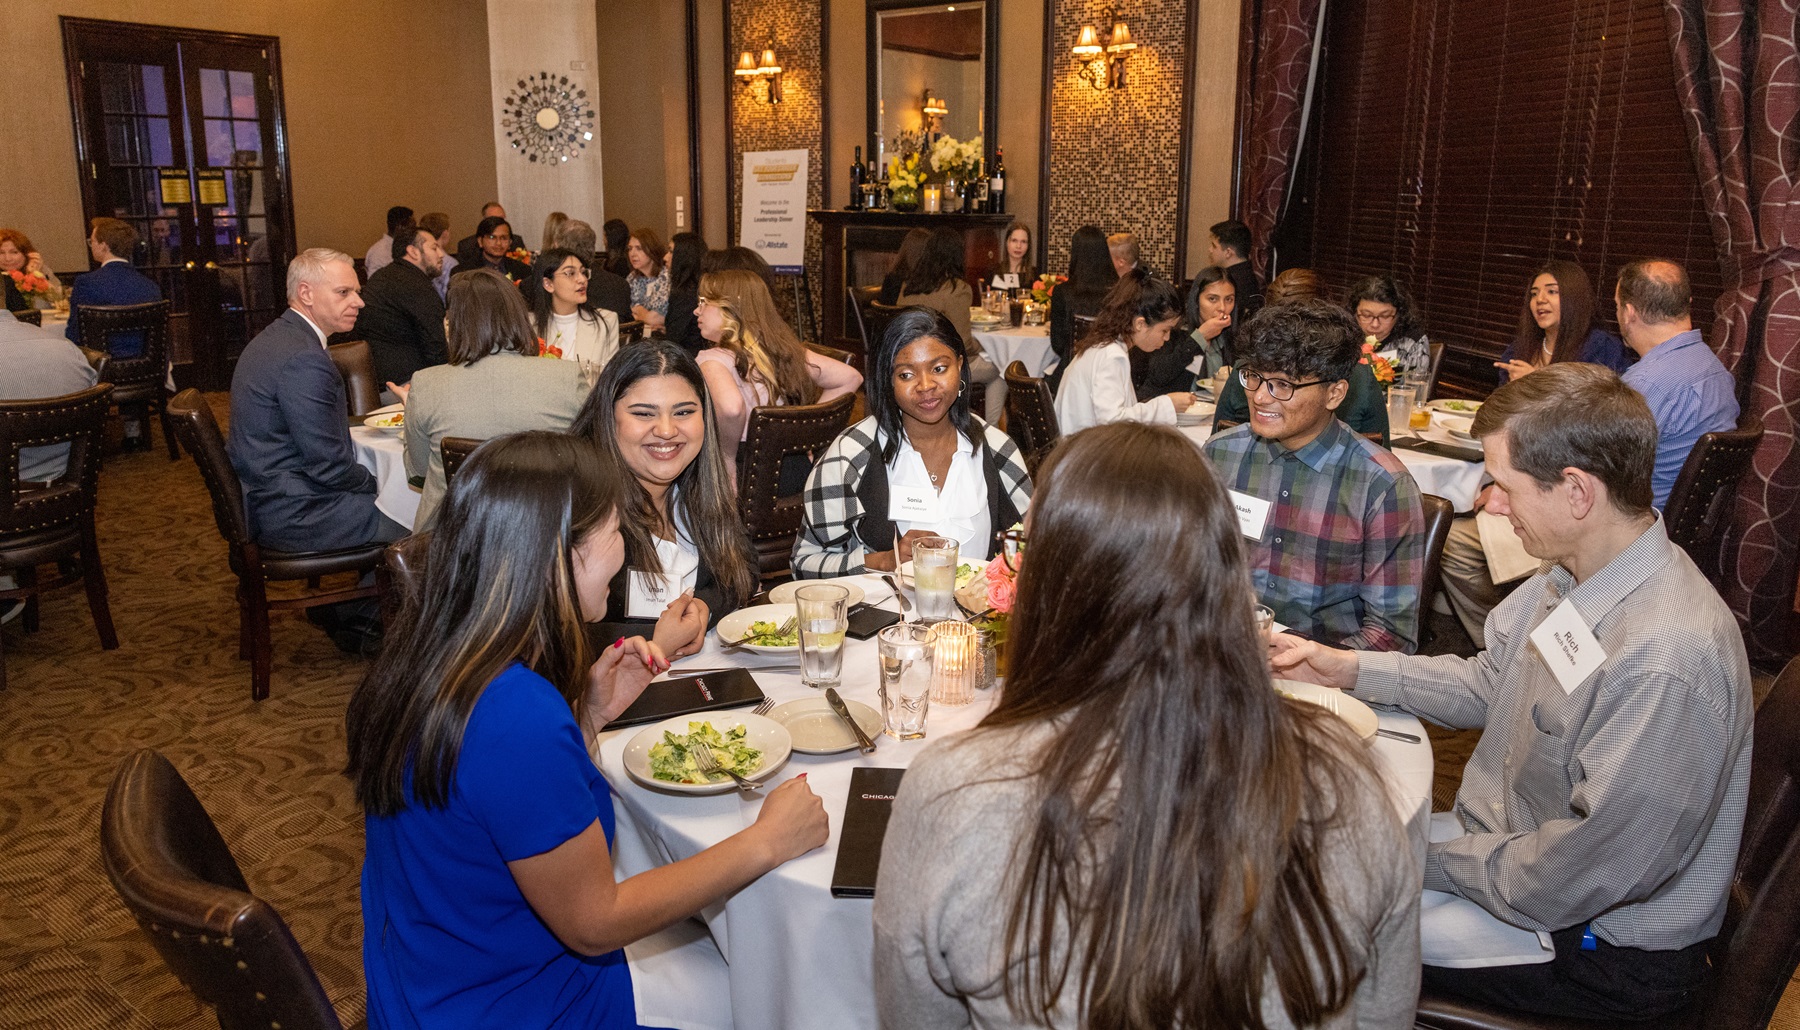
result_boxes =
[500,72,596,163]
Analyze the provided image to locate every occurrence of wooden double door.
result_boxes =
[62,17,297,390]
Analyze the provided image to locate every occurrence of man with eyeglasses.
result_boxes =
[452,215,530,285]
[1201,299,1426,652]
[453,201,505,270]
[353,220,448,389]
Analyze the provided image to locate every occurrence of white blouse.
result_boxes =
[1053,339,1177,433]
[885,428,991,562]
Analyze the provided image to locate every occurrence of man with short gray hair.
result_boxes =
[1273,363,1752,1021]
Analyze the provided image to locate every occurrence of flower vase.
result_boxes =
[890,184,920,212]
[940,175,959,211]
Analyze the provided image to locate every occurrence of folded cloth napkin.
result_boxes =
[1476,509,1541,584]
[1421,813,1555,968]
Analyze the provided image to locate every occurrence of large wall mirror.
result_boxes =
[866,1,1000,171]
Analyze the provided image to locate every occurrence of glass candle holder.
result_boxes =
[922,185,942,213]
[927,621,978,706]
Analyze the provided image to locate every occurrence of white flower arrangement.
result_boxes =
[928,134,983,181]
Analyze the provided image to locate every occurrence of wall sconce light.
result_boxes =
[735,47,783,104]
[922,89,948,132]
[1072,9,1137,89]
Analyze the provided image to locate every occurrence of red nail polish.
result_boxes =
[613,639,623,649]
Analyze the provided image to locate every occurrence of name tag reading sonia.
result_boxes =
[1227,490,1272,541]
[1528,598,1608,695]
[891,486,942,524]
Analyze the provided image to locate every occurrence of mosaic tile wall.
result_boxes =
[729,0,827,337]
[1045,0,1190,278]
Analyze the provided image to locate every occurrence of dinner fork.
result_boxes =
[723,616,797,648]
[690,745,760,793]
[752,697,776,717]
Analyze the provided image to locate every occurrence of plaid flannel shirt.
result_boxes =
[792,416,1033,578]
[1202,419,1426,652]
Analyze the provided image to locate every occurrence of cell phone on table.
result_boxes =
[846,604,903,640]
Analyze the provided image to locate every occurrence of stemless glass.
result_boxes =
[878,623,936,740]
[911,537,959,622]
[1386,385,1416,438]
[795,584,850,690]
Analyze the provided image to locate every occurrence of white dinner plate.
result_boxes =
[1176,410,1210,426]
[767,697,883,754]
[363,411,405,432]
[622,713,792,795]
[1427,399,1484,415]
[366,402,405,417]
[766,578,865,608]
[1274,679,1380,740]
[1436,415,1476,441]
[715,603,800,654]
[895,556,987,589]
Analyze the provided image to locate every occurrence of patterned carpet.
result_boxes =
[0,394,1793,1028]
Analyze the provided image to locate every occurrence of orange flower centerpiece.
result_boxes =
[1029,273,1066,306]
[1360,336,1396,384]
[7,269,55,302]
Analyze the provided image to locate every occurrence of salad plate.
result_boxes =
[622,713,792,795]
[766,578,866,608]
[1274,679,1379,740]
[363,410,405,432]
[767,697,883,754]
[715,603,800,654]
[1435,415,1477,441]
[1427,398,1483,415]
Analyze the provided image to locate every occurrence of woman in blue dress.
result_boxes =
[1494,260,1632,383]
[346,431,827,1029]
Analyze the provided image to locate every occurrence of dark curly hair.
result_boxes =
[1236,298,1363,383]
[1343,275,1422,343]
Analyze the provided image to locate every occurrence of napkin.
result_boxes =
[1475,510,1540,584]
[1421,814,1555,967]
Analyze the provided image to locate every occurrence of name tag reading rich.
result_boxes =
[1227,490,1272,541]
[626,570,679,619]
[1528,598,1608,695]
[891,486,942,524]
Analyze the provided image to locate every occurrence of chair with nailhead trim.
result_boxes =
[738,392,857,584]
[101,748,363,1030]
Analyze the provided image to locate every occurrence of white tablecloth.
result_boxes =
[971,325,1055,376]
[1390,425,1489,511]
[349,424,420,528]
[597,576,1435,1030]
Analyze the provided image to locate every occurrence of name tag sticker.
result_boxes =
[1529,598,1608,695]
[1186,352,1208,375]
[626,570,678,619]
[1227,490,1272,541]
[892,486,942,524]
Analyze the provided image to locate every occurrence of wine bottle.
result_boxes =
[849,146,866,211]
[973,159,991,213]
[990,148,1007,214]
[869,161,886,209]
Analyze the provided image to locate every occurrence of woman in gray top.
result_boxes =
[873,421,1421,1029]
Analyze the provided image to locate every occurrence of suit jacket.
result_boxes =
[453,234,482,271]
[401,352,592,529]
[353,260,448,386]
[65,260,162,352]
[228,309,384,552]
[587,262,633,326]
[2,312,101,481]
[453,254,531,285]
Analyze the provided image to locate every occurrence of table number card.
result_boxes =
[1529,598,1608,695]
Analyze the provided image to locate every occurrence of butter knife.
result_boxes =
[881,573,911,612]
[825,688,877,754]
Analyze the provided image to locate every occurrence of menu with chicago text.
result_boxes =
[830,767,907,899]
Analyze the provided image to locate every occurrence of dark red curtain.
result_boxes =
[1664,0,1800,660]
[1236,0,1324,280]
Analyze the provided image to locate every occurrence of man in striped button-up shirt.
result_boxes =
[1273,363,1752,1022]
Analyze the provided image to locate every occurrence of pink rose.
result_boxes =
[984,559,1017,613]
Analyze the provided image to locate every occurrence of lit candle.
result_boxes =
[929,622,976,705]
[922,185,942,213]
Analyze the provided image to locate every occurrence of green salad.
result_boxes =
[649,722,763,785]
[955,563,979,587]
[1438,399,1480,413]
[743,620,798,646]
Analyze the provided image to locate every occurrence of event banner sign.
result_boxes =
[739,149,809,274]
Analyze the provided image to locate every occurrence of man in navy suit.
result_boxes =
[65,218,161,349]
[228,247,407,556]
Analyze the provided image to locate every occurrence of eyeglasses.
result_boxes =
[1239,369,1331,402]
[999,528,1027,572]
[484,233,513,242]
[555,266,591,279]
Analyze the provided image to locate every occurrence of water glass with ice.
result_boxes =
[878,623,936,740]
[911,536,958,622]
[795,584,849,690]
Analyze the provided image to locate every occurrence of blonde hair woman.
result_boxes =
[693,269,862,485]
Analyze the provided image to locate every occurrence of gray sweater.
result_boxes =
[2,312,100,481]
[873,721,1422,1029]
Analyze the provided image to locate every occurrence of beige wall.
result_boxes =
[1185,0,1241,275]
[695,0,730,244]
[0,0,495,271]
[593,1,699,243]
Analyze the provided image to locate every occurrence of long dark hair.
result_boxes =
[1184,264,1237,365]
[669,232,707,293]
[446,269,539,364]
[1512,260,1597,366]
[1063,225,1119,312]
[345,432,618,814]
[570,339,756,610]
[869,306,978,464]
[1344,275,1422,343]
[602,219,631,277]
[527,247,600,340]
[1075,269,1183,358]
[985,422,1384,1028]
[890,227,932,286]
[901,226,966,297]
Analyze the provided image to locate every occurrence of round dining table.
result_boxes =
[348,423,420,528]
[596,576,1435,1030]
[970,323,1055,376]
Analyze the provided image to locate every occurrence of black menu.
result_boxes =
[830,767,908,899]
[608,668,766,729]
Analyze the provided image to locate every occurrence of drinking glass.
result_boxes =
[1386,385,1416,438]
[927,621,977,705]
[1405,368,1432,402]
[911,537,958,622]
[795,584,849,689]
[1253,604,1275,641]
[579,357,602,390]
[878,623,936,740]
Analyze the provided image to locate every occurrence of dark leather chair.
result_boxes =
[326,341,383,418]
[1418,493,1455,613]
[620,319,646,343]
[0,384,118,689]
[165,389,386,701]
[101,748,360,1030]
[1002,360,1060,473]
[77,300,177,460]
[866,300,903,355]
[737,393,856,582]
[847,284,882,357]
[79,345,110,381]
[439,436,481,488]
[1414,652,1800,1030]
[381,532,431,624]
[15,308,42,326]
[1663,413,1764,580]
[1424,339,1448,400]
